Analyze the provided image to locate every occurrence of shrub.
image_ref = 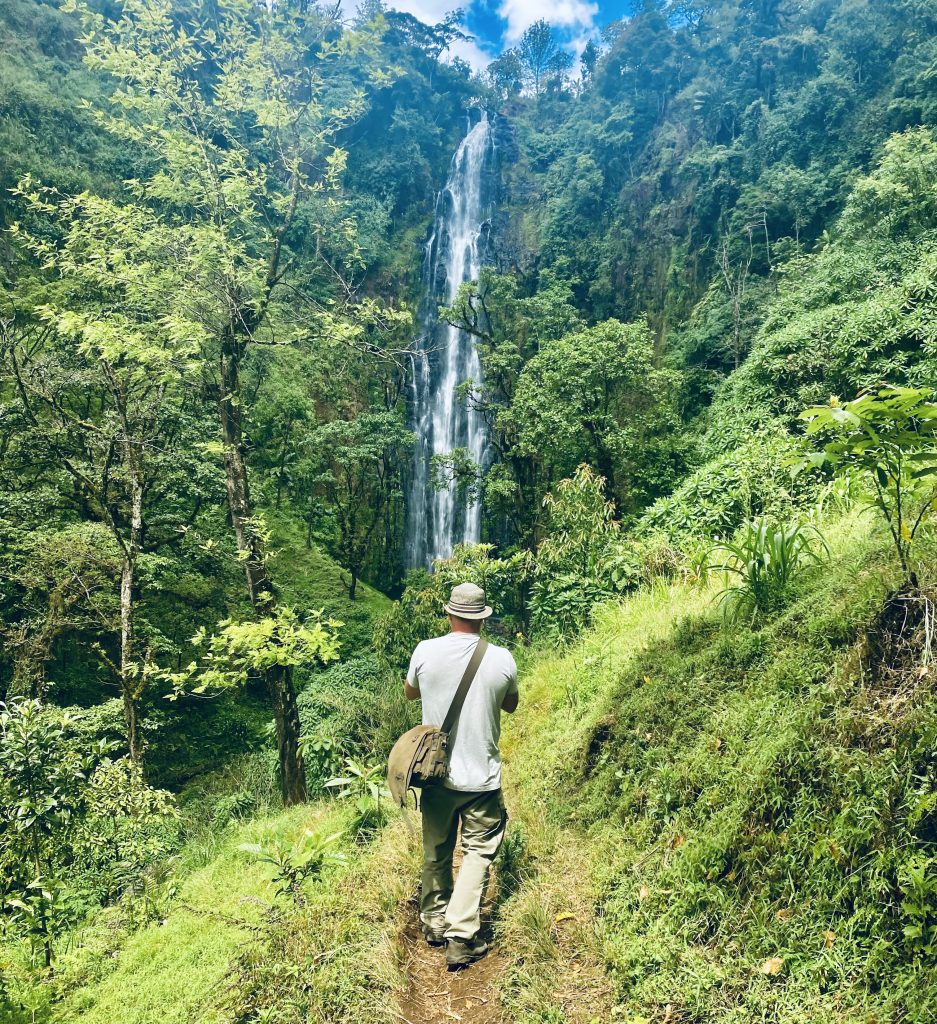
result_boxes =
[296,655,409,785]
[799,385,937,585]
[373,545,529,666]
[530,465,622,639]
[0,701,177,965]
[639,430,815,543]
[325,757,391,838]
[709,517,829,620]
[239,830,345,907]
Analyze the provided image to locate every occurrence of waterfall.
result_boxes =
[406,111,496,567]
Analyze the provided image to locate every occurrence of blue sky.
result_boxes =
[351,0,631,70]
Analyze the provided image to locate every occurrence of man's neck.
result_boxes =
[448,616,481,636]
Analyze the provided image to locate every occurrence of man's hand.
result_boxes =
[502,691,519,714]
[404,679,420,701]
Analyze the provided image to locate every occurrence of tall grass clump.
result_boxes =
[709,516,829,619]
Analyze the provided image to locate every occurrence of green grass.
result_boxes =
[33,797,416,1024]
[497,509,937,1023]
[47,803,365,1024]
[268,513,391,657]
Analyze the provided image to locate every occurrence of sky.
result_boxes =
[350,0,631,72]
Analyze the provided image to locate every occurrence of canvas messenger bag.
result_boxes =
[387,638,489,808]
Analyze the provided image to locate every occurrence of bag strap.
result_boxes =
[440,637,488,735]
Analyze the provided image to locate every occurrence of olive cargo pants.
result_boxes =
[420,786,507,940]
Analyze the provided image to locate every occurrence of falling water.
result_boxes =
[406,111,496,567]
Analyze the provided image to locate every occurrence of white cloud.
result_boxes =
[497,0,599,43]
[375,0,457,23]
[345,0,494,71]
[444,36,496,72]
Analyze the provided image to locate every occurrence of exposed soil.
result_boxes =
[865,585,930,682]
[397,849,506,1024]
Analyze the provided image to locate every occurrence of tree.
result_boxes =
[799,386,937,586]
[0,699,176,967]
[580,40,600,81]
[508,319,688,517]
[839,127,937,241]
[304,412,413,599]
[487,48,525,101]
[0,524,118,701]
[717,229,755,370]
[529,465,621,637]
[383,8,469,63]
[0,232,193,760]
[47,0,390,804]
[441,268,584,546]
[518,20,568,95]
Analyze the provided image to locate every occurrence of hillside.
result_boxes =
[16,507,934,1023]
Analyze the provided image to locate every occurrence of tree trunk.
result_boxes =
[348,568,358,601]
[119,556,140,761]
[268,664,306,806]
[119,448,145,762]
[218,334,307,805]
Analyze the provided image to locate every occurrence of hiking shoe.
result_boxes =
[446,935,489,970]
[422,924,446,947]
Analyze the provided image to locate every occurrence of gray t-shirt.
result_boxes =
[406,633,518,792]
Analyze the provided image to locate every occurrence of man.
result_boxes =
[405,581,519,969]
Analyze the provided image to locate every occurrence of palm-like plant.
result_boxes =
[325,757,391,835]
[709,518,829,620]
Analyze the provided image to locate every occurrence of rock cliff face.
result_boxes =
[405,109,510,567]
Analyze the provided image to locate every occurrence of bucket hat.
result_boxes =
[444,582,493,620]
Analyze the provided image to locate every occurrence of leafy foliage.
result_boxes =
[2,0,937,1018]
[799,386,937,583]
[529,466,622,638]
[709,517,829,619]
[0,700,175,966]
[162,607,342,697]
[325,757,391,835]
[239,829,346,907]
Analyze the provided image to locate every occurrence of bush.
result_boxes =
[530,465,622,639]
[373,545,529,666]
[709,517,829,620]
[639,430,817,544]
[296,656,410,789]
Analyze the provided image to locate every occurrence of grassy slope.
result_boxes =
[52,804,341,1024]
[50,805,415,1024]
[269,515,391,657]
[38,511,937,1024]
[498,511,937,1023]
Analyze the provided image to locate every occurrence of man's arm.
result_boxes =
[404,644,421,700]
[502,653,519,713]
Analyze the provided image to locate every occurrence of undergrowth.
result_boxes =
[497,510,937,1023]
[8,801,410,1024]
[12,510,936,1024]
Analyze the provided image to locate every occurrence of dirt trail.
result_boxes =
[397,848,506,1024]
[397,907,506,1024]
